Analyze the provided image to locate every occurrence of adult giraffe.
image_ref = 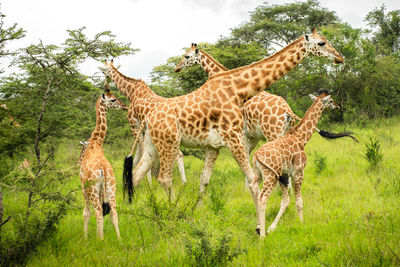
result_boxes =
[175,43,356,188]
[102,29,343,204]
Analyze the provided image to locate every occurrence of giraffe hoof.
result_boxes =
[255,225,260,236]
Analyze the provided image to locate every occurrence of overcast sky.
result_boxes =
[1,0,399,82]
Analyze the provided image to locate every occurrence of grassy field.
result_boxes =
[17,117,400,266]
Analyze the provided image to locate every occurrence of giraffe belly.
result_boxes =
[180,128,225,149]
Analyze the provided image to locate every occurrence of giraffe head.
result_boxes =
[175,43,201,72]
[304,28,343,64]
[98,59,120,83]
[309,91,340,110]
[100,90,128,111]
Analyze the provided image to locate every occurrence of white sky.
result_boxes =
[1,0,399,82]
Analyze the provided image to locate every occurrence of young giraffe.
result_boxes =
[79,89,127,240]
[102,29,343,204]
[251,92,342,238]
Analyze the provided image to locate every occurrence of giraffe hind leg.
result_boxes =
[267,180,290,234]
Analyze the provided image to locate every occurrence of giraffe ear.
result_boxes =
[309,94,317,101]
[305,35,309,41]
[98,66,107,73]
[195,48,199,54]
[322,95,332,103]
[101,93,105,99]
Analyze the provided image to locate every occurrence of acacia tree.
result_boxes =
[0,7,24,243]
[0,27,136,265]
[365,5,400,54]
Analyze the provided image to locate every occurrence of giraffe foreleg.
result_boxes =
[157,144,179,202]
[176,150,187,184]
[198,148,220,197]
[257,166,278,238]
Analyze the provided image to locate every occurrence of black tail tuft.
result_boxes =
[102,202,111,216]
[279,174,290,187]
[318,129,359,143]
[123,155,134,203]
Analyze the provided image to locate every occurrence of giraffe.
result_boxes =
[175,43,356,189]
[98,65,187,201]
[79,89,127,240]
[251,92,346,238]
[101,29,343,204]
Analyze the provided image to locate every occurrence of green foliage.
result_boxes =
[184,223,244,266]
[0,7,25,72]
[365,5,400,53]
[230,0,339,49]
[209,178,227,215]
[365,137,383,167]
[313,152,327,174]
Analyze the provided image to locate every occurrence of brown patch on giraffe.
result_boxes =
[214,68,220,73]
[275,63,281,68]
[243,73,250,79]
[284,62,291,72]
[261,70,270,76]
[266,63,274,68]
[279,69,284,76]
[234,78,249,89]
[296,52,301,60]
[209,110,221,122]
[251,69,258,77]
[272,71,278,81]
[206,58,211,64]
[264,79,271,87]
[201,118,208,131]
[223,80,232,86]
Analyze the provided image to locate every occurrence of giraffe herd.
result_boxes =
[80,28,358,239]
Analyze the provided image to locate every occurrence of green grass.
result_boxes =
[8,117,400,266]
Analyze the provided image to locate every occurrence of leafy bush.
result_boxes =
[313,152,327,174]
[365,137,383,167]
[184,223,244,266]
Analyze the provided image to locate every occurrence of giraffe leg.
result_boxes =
[92,196,104,240]
[267,181,290,234]
[198,148,220,196]
[257,166,278,238]
[221,131,256,198]
[176,150,187,184]
[157,144,179,201]
[250,161,262,234]
[82,189,91,239]
[244,136,259,189]
[108,195,120,240]
[132,132,157,189]
[293,171,304,222]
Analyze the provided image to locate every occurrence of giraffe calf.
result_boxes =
[79,90,127,240]
[250,92,356,237]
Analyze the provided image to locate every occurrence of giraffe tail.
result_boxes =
[123,155,134,203]
[316,128,359,143]
[99,169,111,216]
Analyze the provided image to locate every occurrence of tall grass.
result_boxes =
[11,117,400,266]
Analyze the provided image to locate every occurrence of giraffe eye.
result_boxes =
[318,41,326,47]
[184,55,189,59]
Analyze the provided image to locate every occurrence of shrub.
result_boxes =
[314,152,327,174]
[364,137,383,167]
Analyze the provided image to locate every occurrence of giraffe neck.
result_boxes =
[291,99,324,145]
[109,65,155,103]
[212,36,308,104]
[199,50,228,76]
[89,100,107,147]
